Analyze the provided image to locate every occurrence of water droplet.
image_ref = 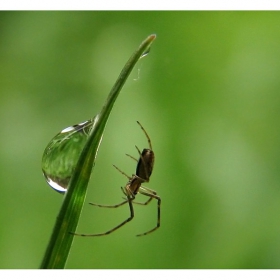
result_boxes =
[42,118,96,193]
[140,47,151,59]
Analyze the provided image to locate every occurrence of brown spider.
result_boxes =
[73,121,161,237]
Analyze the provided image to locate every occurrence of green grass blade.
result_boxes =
[40,34,156,269]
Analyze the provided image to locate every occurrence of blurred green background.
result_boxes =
[1,11,280,269]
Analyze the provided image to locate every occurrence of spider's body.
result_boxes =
[136,148,154,182]
[73,121,161,237]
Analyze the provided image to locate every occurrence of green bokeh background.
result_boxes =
[1,11,280,268]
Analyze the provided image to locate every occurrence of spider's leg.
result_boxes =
[113,164,131,180]
[136,186,161,237]
[71,193,135,237]
[136,121,153,150]
[132,185,157,205]
[125,153,138,162]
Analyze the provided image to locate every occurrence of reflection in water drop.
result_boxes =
[42,118,96,193]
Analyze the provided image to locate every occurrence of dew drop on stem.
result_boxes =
[42,118,96,193]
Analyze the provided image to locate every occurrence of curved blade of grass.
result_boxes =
[40,34,156,269]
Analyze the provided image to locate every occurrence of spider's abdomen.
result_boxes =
[136,148,155,181]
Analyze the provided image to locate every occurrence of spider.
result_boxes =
[73,121,161,237]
